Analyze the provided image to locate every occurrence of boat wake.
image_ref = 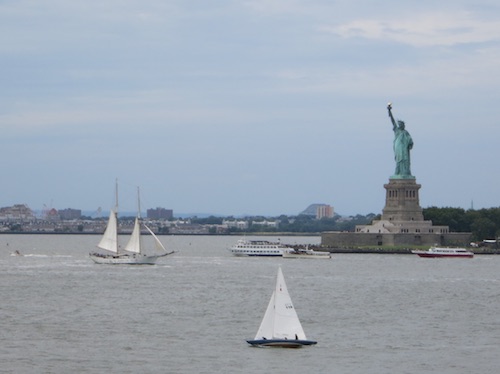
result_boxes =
[11,253,72,258]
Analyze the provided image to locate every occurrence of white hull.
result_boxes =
[229,239,290,257]
[411,247,474,258]
[283,249,331,259]
[89,252,169,265]
[230,249,283,257]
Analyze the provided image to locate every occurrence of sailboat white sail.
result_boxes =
[124,217,142,254]
[247,267,317,348]
[144,224,169,254]
[97,210,118,253]
[89,182,175,265]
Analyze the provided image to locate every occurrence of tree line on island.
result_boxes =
[422,207,500,241]
[190,206,500,241]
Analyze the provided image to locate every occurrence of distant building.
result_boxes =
[316,205,334,219]
[147,207,173,220]
[251,220,279,228]
[59,208,82,220]
[223,220,249,230]
[168,223,208,234]
[45,208,60,221]
[0,204,36,221]
[301,203,335,219]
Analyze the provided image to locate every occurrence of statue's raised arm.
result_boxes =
[387,102,397,129]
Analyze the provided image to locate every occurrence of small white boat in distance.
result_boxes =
[247,267,317,348]
[283,247,331,259]
[229,239,291,257]
[411,246,474,258]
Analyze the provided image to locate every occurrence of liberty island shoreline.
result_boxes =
[2,232,498,254]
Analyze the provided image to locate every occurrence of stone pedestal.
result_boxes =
[382,178,424,222]
[345,176,458,244]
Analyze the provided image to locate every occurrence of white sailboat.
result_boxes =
[247,267,317,348]
[89,183,174,265]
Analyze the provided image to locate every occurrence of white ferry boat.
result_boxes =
[411,246,474,258]
[229,239,291,257]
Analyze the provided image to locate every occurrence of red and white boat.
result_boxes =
[411,246,474,258]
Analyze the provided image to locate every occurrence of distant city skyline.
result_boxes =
[17,202,336,219]
[1,1,499,216]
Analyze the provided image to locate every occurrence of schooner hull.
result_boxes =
[89,253,166,265]
[246,339,317,348]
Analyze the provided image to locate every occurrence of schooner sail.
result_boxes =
[96,210,118,254]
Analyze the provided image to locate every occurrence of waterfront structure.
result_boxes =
[322,104,471,248]
[146,207,173,220]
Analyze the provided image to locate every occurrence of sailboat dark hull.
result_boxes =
[246,339,317,348]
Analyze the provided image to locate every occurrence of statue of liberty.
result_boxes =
[387,103,414,178]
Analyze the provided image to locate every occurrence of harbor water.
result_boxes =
[1,235,499,374]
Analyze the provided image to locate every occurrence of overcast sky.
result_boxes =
[1,0,499,216]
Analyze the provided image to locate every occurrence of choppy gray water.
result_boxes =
[1,235,499,374]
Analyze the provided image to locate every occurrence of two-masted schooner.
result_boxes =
[89,181,174,265]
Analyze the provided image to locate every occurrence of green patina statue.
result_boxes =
[387,103,414,179]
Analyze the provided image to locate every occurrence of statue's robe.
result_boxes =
[393,128,413,176]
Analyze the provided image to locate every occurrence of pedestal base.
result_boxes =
[382,178,423,222]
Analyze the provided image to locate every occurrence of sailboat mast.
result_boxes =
[137,186,141,218]
[136,186,142,253]
[115,178,119,212]
[115,178,120,253]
